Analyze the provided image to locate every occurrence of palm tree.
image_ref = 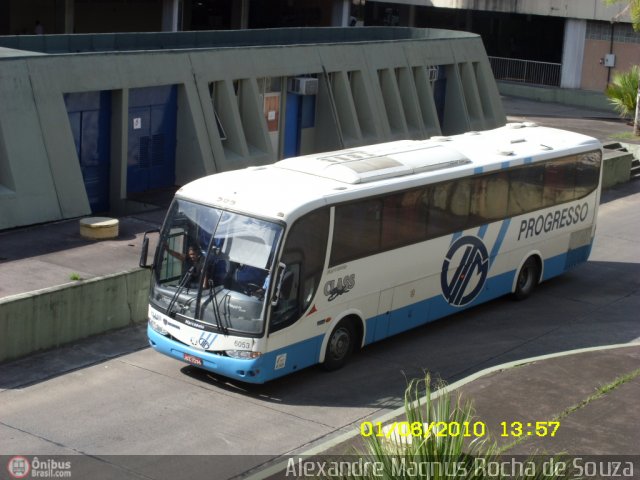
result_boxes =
[605,0,640,135]
[605,65,640,135]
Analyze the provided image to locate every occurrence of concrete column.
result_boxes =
[332,0,351,27]
[162,0,180,32]
[240,0,249,29]
[64,0,74,34]
[110,89,129,209]
[560,18,587,89]
[408,5,416,27]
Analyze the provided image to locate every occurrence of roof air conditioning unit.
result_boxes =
[288,77,318,95]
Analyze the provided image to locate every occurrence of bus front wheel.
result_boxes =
[323,320,355,371]
[513,256,540,300]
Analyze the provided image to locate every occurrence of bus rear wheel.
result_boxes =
[323,320,355,371]
[513,256,540,300]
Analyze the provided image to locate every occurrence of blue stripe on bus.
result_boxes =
[501,161,510,169]
[477,224,488,239]
[489,219,511,266]
[524,157,533,164]
[474,167,483,175]
[451,231,463,244]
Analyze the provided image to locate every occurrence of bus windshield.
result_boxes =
[151,199,283,336]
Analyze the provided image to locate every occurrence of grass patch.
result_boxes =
[609,131,640,141]
[69,272,82,281]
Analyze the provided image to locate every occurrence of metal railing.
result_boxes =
[488,56,561,87]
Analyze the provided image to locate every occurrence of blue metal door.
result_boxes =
[65,91,111,213]
[283,92,301,158]
[283,92,316,158]
[127,86,177,194]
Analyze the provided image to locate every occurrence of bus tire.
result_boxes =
[322,319,355,371]
[513,256,540,300]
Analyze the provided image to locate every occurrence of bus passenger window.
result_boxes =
[429,180,471,236]
[470,172,508,224]
[381,189,427,250]
[544,157,576,206]
[574,152,601,198]
[331,200,381,265]
[508,164,544,216]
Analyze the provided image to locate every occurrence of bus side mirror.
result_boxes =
[139,229,160,268]
[271,262,287,307]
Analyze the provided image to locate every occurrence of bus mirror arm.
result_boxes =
[271,262,287,307]
[139,229,160,269]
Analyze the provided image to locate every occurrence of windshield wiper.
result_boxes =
[206,283,228,335]
[166,266,195,318]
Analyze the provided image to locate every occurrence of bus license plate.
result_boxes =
[183,353,203,366]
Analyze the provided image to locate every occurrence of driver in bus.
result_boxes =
[164,243,208,289]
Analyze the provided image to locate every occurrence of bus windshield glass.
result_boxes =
[151,199,283,336]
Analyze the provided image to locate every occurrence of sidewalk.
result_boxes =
[0,208,165,299]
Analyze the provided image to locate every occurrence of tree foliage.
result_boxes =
[605,0,640,31]
[605,65,640,119]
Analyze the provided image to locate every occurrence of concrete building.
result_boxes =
[0,27,505,230]
[364,0,637,93]
[1,1,636,94]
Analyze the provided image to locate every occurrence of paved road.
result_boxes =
[1,177,638,478]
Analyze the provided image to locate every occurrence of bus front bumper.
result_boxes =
[147,325,267,384]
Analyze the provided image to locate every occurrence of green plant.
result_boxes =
[605,65,640,120]
[325,374,572,480]
[69,272,82,281]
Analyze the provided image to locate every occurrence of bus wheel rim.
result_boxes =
[329,328,350,360]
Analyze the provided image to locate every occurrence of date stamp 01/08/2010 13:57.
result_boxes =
[360,420,561,440]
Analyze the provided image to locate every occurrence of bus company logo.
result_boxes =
[7,456,30,479]
[324,274,356,302]
[190,332,217,350]
[441,236,489,307]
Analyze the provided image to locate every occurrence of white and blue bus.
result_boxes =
[140,123,602,384]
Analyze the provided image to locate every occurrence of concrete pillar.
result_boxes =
[110,89,129,209]
[240,0,249,29]
[560,18,587,89]
[162,0,180,32]
[64,0,74,34]
[332,0,351,27]
[408,5,416,27]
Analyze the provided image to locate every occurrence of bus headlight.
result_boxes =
[149,316,168,335]
[225,350,261,359]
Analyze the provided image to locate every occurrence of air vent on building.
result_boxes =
[288,77,318,95]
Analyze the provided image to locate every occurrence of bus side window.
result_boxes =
[331,200,381,265]
[270,263,301,330]
[381,189,428,250]
[574,152,601,198]
[543,157,577,206]
[508,164,544,216]
[470,172,508,224]
[270,208,329,333]
[429,179,471,236]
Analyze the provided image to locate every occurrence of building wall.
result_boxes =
[415,0,631,23]
[581,21,640,91]
[0,28,506,230]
